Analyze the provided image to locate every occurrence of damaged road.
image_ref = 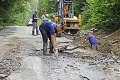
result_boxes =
[0,26,120,80]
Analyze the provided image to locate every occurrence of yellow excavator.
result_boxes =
[53,0,81,35]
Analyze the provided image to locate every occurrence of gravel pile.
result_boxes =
[0,47,22,80]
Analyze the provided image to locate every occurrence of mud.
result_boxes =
[68,28,120,56]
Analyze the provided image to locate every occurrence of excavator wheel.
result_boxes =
[70,29,78,34]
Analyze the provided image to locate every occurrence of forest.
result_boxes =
[0,0,120,31]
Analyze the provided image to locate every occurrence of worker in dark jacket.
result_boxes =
[39,21,62,55]
[32,11,39,35]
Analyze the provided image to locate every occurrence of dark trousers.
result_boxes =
[39,25,54,53]
[39,26,51,43]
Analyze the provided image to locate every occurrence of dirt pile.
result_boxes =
[67,28,120,56]
[97,29,120,56]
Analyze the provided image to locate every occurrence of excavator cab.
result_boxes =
[56,0,73,17]
[53,0,81,35]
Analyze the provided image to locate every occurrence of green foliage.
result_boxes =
[37,19,42,27]
[48,13,55,19]
[82,0,120,31]
[0,0,35,26]
[38,0,56,18]
[0,0,120,31]
[74,0,87,16]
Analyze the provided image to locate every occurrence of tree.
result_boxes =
[74,0,87,16]
[38,0,56,19]
[0,0,34,26]
[82,0,120,31]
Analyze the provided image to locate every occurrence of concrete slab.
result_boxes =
[56,37,73,43]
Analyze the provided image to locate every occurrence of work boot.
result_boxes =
[49,47,54,53]
[43,43,49,55]
[49,42,54,53]
[32,31,34,35]
[36,30,39,35]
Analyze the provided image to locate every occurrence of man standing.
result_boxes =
[41,10,49,22]
[32,11,39,35]
[83,31,98,50]
[39,21,62,55]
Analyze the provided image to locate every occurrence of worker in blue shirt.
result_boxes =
[32,11,39,35]
[83,31,98,50]
[39,21,62,55]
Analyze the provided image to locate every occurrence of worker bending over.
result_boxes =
[83,31,98,50]
[39,21,62,55]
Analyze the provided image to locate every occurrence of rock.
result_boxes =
[114,68,119,72]
[0,74,7,79]
[0,68,9,74]
[67,64,73,67]
[89,62,97,65]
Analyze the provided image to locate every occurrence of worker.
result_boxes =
[64,6,70,17]
[83,31,98,50]
[39,21,63,55]
[41,10,49,22]
[32,11,39,35]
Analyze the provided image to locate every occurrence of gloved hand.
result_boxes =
[54,48,58,58]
